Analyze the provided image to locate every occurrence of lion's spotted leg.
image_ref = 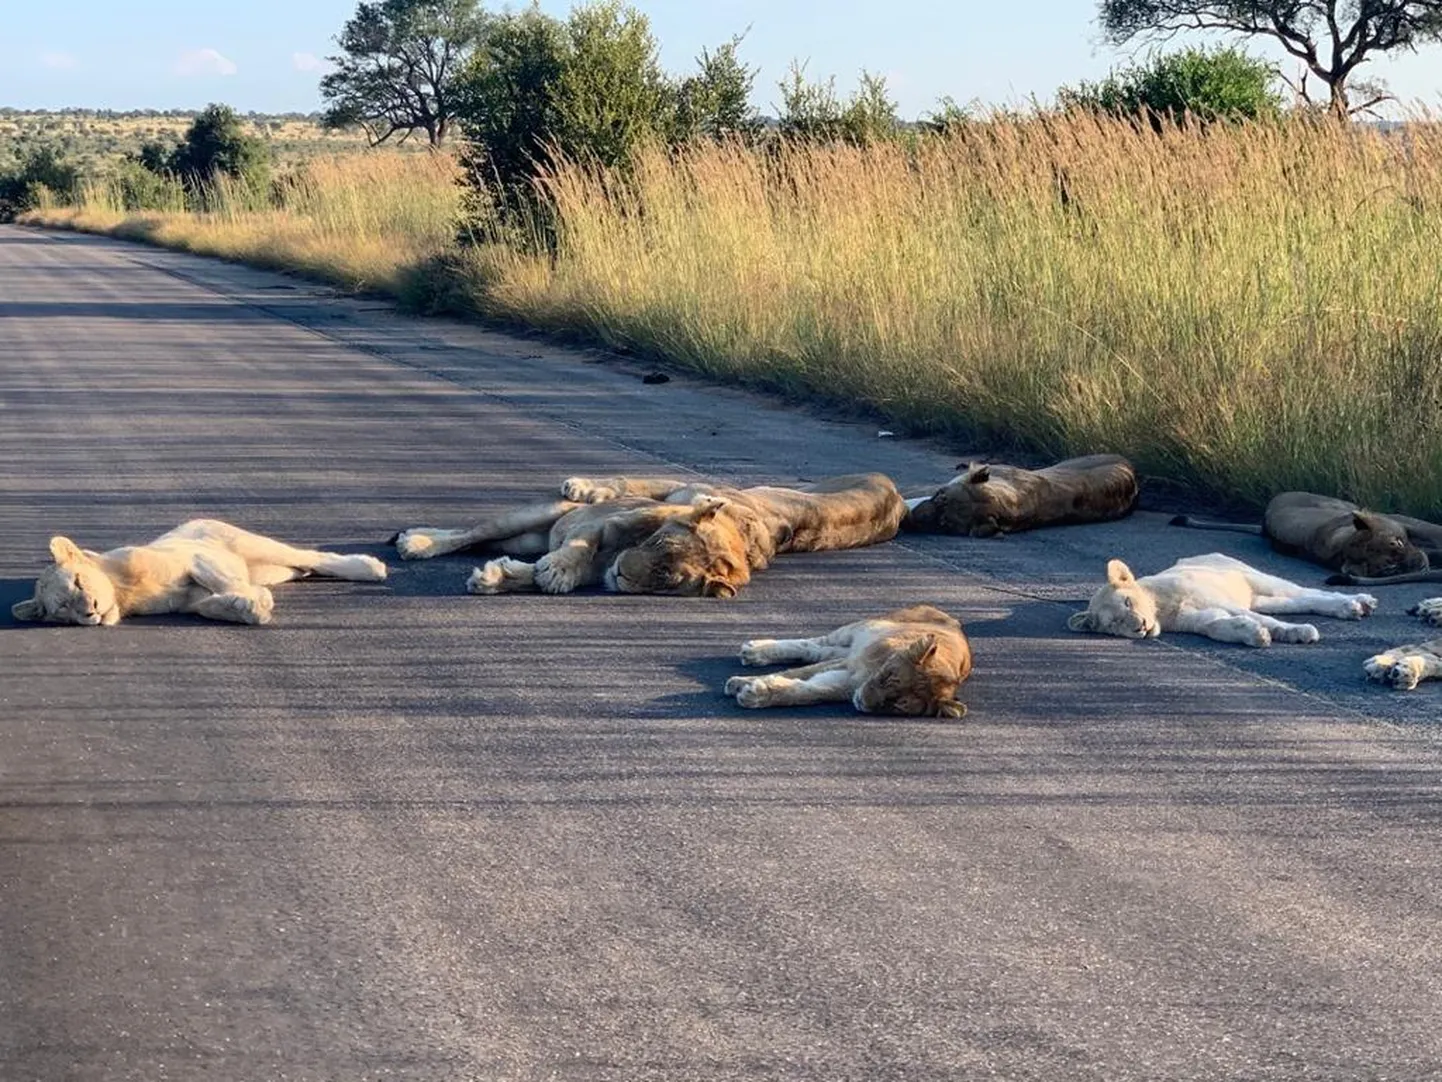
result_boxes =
[191,589,274,625]
[727,663,852,709]
[396,501,580,560]
[466,557,538,595]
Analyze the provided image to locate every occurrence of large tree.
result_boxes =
[1097,0,1442,117]
[321,0,486,147]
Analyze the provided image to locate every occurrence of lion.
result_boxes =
[393,473,906,598]
[10,519,387,626]
[1171,492,1442,585]
[723,605,972,717]
[1364,598,1442,690]
[902,454,1138,537]
[1066,552,1377,647]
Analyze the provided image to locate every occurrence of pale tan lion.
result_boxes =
[1067,552,1377,647]
[1364,598,1442,690]
[723,605,972,717]
[1172,492,1442,585]
[394,473,905,598]
[11,519,387,626]
[903,454,1138,537]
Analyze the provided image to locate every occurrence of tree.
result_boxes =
[1058,46,1282,123]
[777,63,900,144]
[1097,0,1442,118]
[321,0,486,147]
[166,104,270,191]
[673,35,762,142]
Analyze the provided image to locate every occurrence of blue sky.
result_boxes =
[3,0,1441,117]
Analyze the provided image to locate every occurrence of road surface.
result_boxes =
[2,225,1441,1082]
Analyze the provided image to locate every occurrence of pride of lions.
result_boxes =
[14,455,1442,709]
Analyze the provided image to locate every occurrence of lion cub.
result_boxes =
[1068,552,1376,647]
[1364,598,1442,690]
[11,519,387,627]
[724,605,972,717]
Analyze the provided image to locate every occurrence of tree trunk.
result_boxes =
[1329,76,1350,120]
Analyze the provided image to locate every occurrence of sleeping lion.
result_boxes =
[1067,552,1376,647]
[1172,492,1442,585]
[1364,598,1442,690]
[903,454,1138,537]
[724,605,972,717]
[394,473,905,598]
[10,519,387,626]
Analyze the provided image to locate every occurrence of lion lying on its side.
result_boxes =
[394,473,906,598]
[1067,552,1376,647]
[1172,492,1442,585]
[724,605,973,717]
[903,454,1138,537]
[11,519,387,626]
[1364,599,1442,690]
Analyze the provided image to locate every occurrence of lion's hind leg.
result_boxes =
[466,557,538,595]
[1250,589,1377,621]
[223,530,387,582]
[725,659,852,709]
[1364,641,1442,690]
[396,501,579,561]
[739,618,868,667]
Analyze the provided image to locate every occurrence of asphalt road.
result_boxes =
[3,224,1442,1082]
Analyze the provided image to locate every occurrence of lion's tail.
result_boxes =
[1169,514,1264,535]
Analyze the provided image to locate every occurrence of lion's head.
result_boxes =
[605,497,752,598]
[1067,559,1160,639]
[905,464,1004,537]
[1338,513,1429,578]
[853,635,967,718]
[11,537,121,626]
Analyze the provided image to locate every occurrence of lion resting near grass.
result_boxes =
[902,454,1138,537]
[10,519,387,626]
[1172,492,1442,585]
[394,473,906,598]
[724,605,973,717]
[1067,552,1376,647]
[1364,598,1442,690]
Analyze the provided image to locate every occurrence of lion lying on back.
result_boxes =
[11,519,386,626]
[1173,492,1442,585]
[903,454,1138,537]
[1068,552,1376,647]
[724,605,973,717]
[394,473,906,598]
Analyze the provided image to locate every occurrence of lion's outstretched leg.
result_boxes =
[1364,642,1442,690]
[561,476,702,503]
[1172,606,1277,647]
[740,631,857,667]
[396,501,580,560]
[192,589,275,625]
[1250,590,1376,621]
[725,661,851,708]
[466,557,538,595]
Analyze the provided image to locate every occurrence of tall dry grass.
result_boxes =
[471,116,1442,513]
[27,152,463,293]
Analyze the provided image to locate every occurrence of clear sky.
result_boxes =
[3,0,1441,118]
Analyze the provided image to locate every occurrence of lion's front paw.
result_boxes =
[395,529,437,560]
[724,675,751,697]
[739,639,777,666]
[250,588,275,625]
[1274,622,1320,645]
[534,551,586,594]
[1364,652,1397,682]
[1342,594,1378,619]
[560,477,619,503]
[1388,656,1424,690]
[734,679,774,709]
[466,561,506,595]
[1409,598,1442,626]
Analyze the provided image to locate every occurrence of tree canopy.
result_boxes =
[1097,0,1442,116]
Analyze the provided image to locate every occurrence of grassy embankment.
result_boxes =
[25,114,1442,513]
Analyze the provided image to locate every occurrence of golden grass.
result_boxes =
[27,152,463,293]
[24,116,1442,513]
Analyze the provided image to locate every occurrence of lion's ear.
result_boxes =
[935,700,967,720]
[1351,512,1375,533]
[690,495,727,523]
[49,536,89,568]
[11,598,43,622]
[908,634,938,664]
[702,578,738,599]
[1105,559,1134,587]
[965,464,990,485]
[1068,611,1096,633]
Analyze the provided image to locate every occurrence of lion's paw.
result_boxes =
[395,529,437,560]
[739,639,777,666]
[1368,654,1425,691]
[1364,652,1397,682]
[466,561,506,595]
[1341,594,1378,619]
[250,588,275,625]
[724,675,751,697]
[1274,622,1320,645]
[1409,598,1442,626]
[561,477,619,503]
[342,554,388,581]
[734,679,774,709]
[534,551,585,594]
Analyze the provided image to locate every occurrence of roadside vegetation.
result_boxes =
[16,0,1442,515]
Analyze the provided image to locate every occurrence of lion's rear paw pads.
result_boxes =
[739,639,777,666]
[733,679,773,708]
[395,529,437,560]
[724,675,751,697]
[1409,598,1442,626]
[1366,653,1424,690]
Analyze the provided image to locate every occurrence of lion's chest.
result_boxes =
[109,546,206,612]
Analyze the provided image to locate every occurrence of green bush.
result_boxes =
[165,104,271,194]
[0,146,81,220]
[1058,46,1282,124]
